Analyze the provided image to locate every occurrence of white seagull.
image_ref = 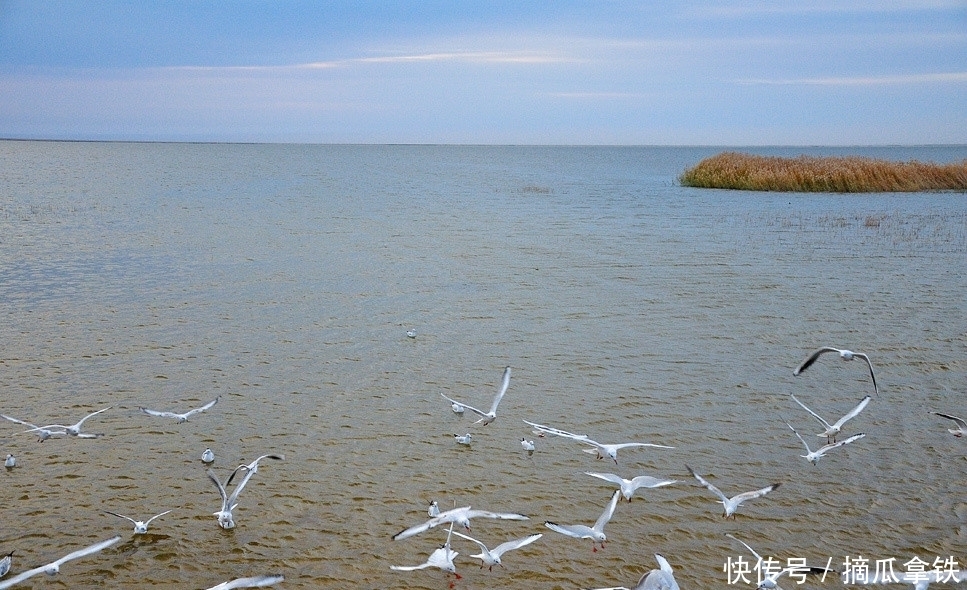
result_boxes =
[451,531,542,571]
[584,472,677,502]
[794,346,879,396]
[4,455,14,468]
[450,402,465,414]
[0,552,12,578]
[208,469,243,530]
[105,509,172,534]
[427,501,441,518]
[25,406,111,438]
[790,394,871,443]
[784,420,866,465]
[391,522,460,578]
[545,489,620,552]
[523,420,673,464]
[453,433,472,446]
[202,448,215,463]
[727,533,835,590]
[0,536,120,590]
[521,438,535,454]
[440,366,511,426]
[204,574,285,590]
[1,414,68,442]
[686,465,780,519]
[140,396,219,423]
[588,553,681,590]
[393,505,529,541]
[932,412,967,437]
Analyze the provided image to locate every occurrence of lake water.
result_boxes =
[1,141,966,589]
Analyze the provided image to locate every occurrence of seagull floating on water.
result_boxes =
[140,397,219,423]
[451,530,542,571]
[204,574,285,590]
[4,455,14,469]
[440,366,510,426]
[545,489,620,552]
[105,509,172,534]
[783,419,865,465]
[584,472,677,502]
[393,505,529,541]
[450,402,465,414]
[794,346,879,396]
[406,329,417,339]
[202,448,215,463]
[427,501,441,518]
[790,394,871,443]
[686,465,780,519]
[0,535,120,590]
[587,553,681,590]
[453,433,472,446]
[521,438,535,454]
[1,414,68,442]
[932,412,967,437]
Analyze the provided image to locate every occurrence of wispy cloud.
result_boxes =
[735,72,967,86]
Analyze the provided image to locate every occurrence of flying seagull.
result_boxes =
[140,397,219,423]
[587,553,682,590]
[524,420,673,464]
[391,522,460,578]
[932,412,967,437]
[0,536,120,590]
[790,394,870,442]
[784,419,865,465]
[0,414,67,442]
[545,489,620,552]
[105,509,172,534]
[440,366,511,426]
[794,347,878,396]
[23,406,111,438]
[584,472,677,502]
[451,531,542,571]
[394,505,529,541]
[686,465,779,519]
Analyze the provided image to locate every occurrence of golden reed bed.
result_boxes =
[679,152,967,192]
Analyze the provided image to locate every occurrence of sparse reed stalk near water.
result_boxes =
[679,151,967,192]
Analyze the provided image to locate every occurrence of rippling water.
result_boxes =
[1,141,966,589]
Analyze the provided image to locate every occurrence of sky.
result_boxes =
[0,1,964,145]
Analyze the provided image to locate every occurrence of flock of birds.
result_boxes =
[382,346,963,590]
[2,344,963,589]
[0,396,285,589]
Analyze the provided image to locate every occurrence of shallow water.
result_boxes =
[1,141,966,589]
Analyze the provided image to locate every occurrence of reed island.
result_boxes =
[679,151,967,192]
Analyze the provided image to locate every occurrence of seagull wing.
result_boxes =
[793,347,839,375]
[184,397,219,418]
[487,366,511,414]
[207,470,230,510]
[830,396,871,430]
[140,408,180,419]
[104,511,137,525]
[585,472,626,487]
[726,533,764,563]
[593,490,620,533]
[465,509,529,522]
[609,442,675,450]
[144,510,173,525]
[491,533,542,557]
[0,414,38,428]
[628,475,677,490]
[685,465,729,504]
[205,574,284,590]
[934,412,967,429]
[450,530,489,553]
[440,393,487,419]
[72,406,111,430]
[817,433,866,454]
[789,394,832,430]
[544,522,594,539]
[522,419,589,440]
[731,483,781,505]
[783,420,813,454]
[50,535,121,569]
[853,352,878,395]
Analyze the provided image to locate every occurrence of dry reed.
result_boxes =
[680,152,967,192]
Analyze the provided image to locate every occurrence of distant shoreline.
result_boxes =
[680,152,967,192]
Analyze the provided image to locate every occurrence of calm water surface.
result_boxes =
[1,141,966,589]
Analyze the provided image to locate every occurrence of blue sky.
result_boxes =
[0,1,964,145]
